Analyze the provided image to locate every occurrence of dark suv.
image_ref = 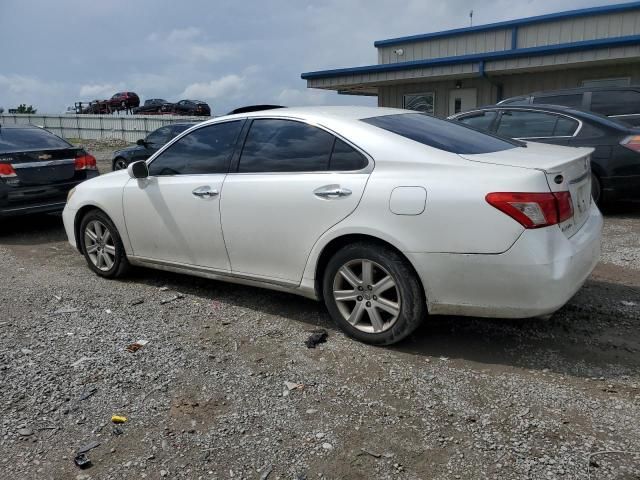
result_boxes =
[109,92,140,110]
[0,125,98,216]
[498,86,640,126]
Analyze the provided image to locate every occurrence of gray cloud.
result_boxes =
[0,0,618,114]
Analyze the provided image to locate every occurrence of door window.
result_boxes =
[496,111,576,138]
[148,121,242,176]
[238,119,335,172]
[591,90,640,116]
[455,111,498,132]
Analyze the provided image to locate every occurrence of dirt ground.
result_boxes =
[0,152,639,480]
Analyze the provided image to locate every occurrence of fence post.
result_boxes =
[121,116,125,141]
[76,115,81,139]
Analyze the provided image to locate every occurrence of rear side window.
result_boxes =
[591,90,640,116]
[146,126,173,145]
[455,111,498,132]
[149,121,242,176]
[0,128,71,153]
[362,113,517,154]
[238,119,335,172]
[533,94,582,108]
[330,139,367,170]
[496,111,578,138]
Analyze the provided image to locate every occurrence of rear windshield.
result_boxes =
[0,128,72,153]
[362,113,519,154]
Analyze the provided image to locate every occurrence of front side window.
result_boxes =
[148,121,242,176]
[456,111,498,132]
[238,119,335,172]
[362,113,518,154]
[496,111,578,138]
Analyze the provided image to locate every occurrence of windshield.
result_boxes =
[0,128,72,153]
[362,113,519,154]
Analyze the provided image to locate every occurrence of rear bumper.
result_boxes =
[407,204,603,318]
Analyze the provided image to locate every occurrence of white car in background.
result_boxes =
[63,106,602,345]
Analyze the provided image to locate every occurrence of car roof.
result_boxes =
[454,104,631,129]
[210,106,408,124]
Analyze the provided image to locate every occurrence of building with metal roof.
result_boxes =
[301,2,640,117]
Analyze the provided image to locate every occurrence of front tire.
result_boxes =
[79,210,129,278]
[113,157,128,171]
[322,242,426,345]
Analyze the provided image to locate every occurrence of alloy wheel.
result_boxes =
[114,159,128,170]
[332,259,401,333]
[84,220,116,271]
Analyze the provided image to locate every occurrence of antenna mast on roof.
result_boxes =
[469,10,474,27]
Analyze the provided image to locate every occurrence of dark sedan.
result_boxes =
[133,99,169,114]
[111,122,196,170]
[171,100,211,116]
[449,105,640,204]
[0,125,98,216]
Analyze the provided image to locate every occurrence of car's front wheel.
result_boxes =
[323,242,426,345]
[79,210,129,278]
[113,157,128,171]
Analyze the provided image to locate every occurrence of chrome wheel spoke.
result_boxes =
[86,244,99,254]
[361,260,373,285]
[102,251,114,270]
[373,275,395,294]
[85,229,98,243]
[102,229,112,243]
[339,266,361,288]
[369,306,385,333]
[346,301,365,326]
[334,289,358,302]
[375,297,400,316]
[93,221,103,239]
[104,244,116,256]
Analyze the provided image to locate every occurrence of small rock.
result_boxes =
[18,428,34,436]
[322,442,333,450]
[160,470,168,477]
[21,348,33,355]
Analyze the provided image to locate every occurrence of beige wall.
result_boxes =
[377,63,640,117]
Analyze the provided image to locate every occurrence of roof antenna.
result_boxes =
[469,10,474,27]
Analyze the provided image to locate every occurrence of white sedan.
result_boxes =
[63,106,602,345]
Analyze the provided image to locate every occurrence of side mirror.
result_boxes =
[136,138,147,147]
[128,160,149,179]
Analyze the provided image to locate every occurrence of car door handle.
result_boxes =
[192,187,219,198]
[314,185,352,199]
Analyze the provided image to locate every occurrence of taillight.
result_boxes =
[0,163,17,178]
[75,154,97,171]
[620,135,640,153]
[486,191,573,229]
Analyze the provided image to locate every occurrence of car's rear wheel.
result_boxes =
[113,157,128,171]
[591,173,602,205]
[79,210,129,278]
[323,242,426,345]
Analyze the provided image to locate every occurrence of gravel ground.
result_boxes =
[1,148,639,479]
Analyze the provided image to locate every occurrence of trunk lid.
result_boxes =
[0,147,82,186]
[460,142,594,238]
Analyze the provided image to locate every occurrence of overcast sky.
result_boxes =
[0,0,625,114]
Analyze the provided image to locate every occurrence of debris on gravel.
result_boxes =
[0,204,639,478]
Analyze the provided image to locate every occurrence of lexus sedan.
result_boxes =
[449,104,640,204]
[111,122,197,170]
[63,107,602,345]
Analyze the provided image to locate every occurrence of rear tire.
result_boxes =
[79,210,129,278]
[591,173,603,206]
[322,242,426,345]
